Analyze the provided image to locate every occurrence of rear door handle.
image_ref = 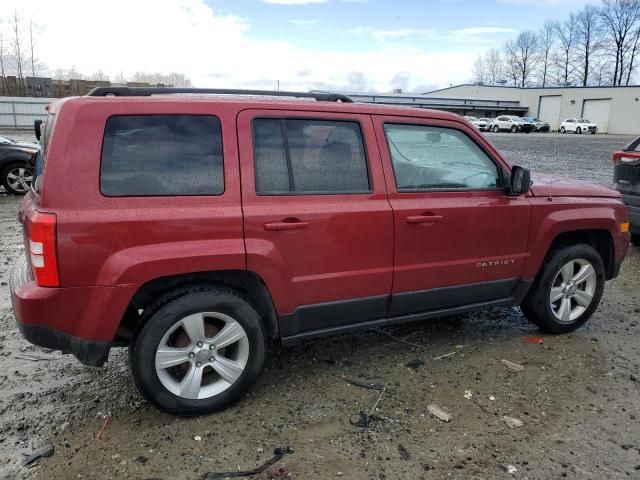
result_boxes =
[264,220,310,231]
[406,215,443,224]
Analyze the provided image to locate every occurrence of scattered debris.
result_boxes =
[433,351,457,361]
[380,332,428,351]
[501,359,525,372]
[489,396,496,401]
[398,444,411,461]
[194,436,202,442]
[464,390,473,399]
[501,464,518,474]
[15,354,52,362]
[522,335,544,344]
[503,416,524,429]
[344,378,385,391]
[427,404,452,422]
[202,447,294,479]
[95,415,111,441]
[349,412,383,428]
[22,444,54,466]
[404,359,424,369]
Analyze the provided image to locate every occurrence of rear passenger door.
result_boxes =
[237,110,393,339]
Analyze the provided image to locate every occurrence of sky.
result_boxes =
[4,0,596,93]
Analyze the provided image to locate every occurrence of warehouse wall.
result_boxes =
[426,85,640,134]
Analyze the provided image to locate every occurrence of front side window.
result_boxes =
[384,123,501,191]
[101,115,223,196]
[253,118,370,194]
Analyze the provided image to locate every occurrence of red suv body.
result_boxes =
[10,89,630,415]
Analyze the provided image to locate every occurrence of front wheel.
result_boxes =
[1,163,33,195]
[576,127,582,134]
[130,285,267,416]
[560,127,566,134]
[631,234,640,246]
[521,244,605,334]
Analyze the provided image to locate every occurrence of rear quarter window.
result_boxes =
[100,115,223,196]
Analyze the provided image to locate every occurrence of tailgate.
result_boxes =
[613,150,640,196]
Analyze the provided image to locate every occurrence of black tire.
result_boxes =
[631,234,640,246]
[521,244,605,334]
[576,127,581,134]
[1,162,32,195]
[130,285,267,416]
[493,125,499,133]
[511,125,517,133]
[560,127,566,134]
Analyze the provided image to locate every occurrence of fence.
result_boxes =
[0,97,55,129]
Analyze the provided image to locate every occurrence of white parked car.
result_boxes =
[478,118,492,131]
[464,116,487,130]
[490,115,533,133]
[560,118,598,134]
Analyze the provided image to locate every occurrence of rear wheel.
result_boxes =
[1,163,33,195]
[631,234,640,246]
[521,244,605,334]
[511,125,518,133]
[130,285,267,416]
[492,125,499,133]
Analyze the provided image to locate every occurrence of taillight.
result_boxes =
[613,152,640,166]
[28,212,59,287]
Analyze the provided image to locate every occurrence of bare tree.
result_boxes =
[90,70,110,81]
[471,54,486,84]
[538,20,556,86]
[131,71,192,87]
[576,5,603,86]
[10,11,25,94]
[554,14,578,85]
[0,31,8,95]
[600,0,640,85]
[484,48,503,85]
[625,25,640,83]
[504,31,539,87]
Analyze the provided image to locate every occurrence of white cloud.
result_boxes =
[451,26,517,36]
[3,0,485,93]
[261,0,327,4]
[347,26,435,41]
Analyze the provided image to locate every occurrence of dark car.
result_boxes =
[522,117,550,132]
[613,136,640,245]
[0,136,37,195]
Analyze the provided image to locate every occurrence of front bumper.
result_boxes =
[622,194,640,234]
[9,254,134,367]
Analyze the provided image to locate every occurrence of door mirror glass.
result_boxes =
[509,166,531,196]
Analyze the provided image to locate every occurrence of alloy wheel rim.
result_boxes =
[6,167,33,193]
[155,312,250,400]
[549,259,596,323]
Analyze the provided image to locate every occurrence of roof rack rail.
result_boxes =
[85,87,353,103]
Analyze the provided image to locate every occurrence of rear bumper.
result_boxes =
[622,194,640,234]
[9,253,136,366]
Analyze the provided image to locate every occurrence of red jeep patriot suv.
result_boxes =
[10,88,630,416]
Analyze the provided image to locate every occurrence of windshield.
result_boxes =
[465,116,478,121]
[509,116,521,121]
[578,118,590,123]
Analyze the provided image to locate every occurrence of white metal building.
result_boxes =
[423,84,640,134]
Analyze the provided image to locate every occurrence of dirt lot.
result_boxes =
[1,131,639,479]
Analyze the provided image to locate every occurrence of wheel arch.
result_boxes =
[116,270,280,343]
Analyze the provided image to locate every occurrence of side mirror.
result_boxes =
[508,166,531,196]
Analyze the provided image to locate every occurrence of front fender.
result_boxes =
[522,201,623,280]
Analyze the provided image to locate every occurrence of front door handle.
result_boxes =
[264,220,310,231]
[406,214,443,224]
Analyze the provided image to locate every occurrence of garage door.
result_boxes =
[538,96,562,130]
[582,99,611,133]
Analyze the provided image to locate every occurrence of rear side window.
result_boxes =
[101,115,223,196]
[252,118,370,194]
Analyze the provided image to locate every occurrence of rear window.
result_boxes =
[100,115,223,196]
[252,118,370,194]
[33,112,57,193]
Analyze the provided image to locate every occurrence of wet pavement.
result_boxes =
[0,131,639,479]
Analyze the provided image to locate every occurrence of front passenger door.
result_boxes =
[373,116,531,316]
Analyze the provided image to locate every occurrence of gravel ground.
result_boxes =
[0,130,639,479]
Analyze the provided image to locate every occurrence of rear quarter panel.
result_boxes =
[39,99,245,288]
